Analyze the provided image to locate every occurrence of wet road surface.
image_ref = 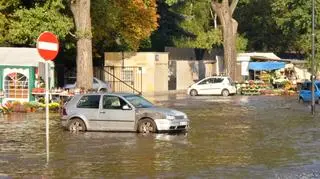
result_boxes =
[1,95,320,178]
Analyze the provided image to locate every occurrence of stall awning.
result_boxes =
[248,62,285,71]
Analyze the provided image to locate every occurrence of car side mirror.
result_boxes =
[122,105,131,110]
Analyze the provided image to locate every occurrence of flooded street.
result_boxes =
[1,95,320,178]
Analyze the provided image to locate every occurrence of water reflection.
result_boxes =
[1,95,320,178]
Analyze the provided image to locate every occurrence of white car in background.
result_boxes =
[187,76,236,96]
[64,77,111,92]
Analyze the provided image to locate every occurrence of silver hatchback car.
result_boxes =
[61,93,189,133]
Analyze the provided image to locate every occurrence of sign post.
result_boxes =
[36,31,59,163]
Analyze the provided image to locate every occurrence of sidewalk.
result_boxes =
[142,90,188,101]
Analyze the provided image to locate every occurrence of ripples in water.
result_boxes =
[1,96,320,178]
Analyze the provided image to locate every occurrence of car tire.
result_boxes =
[190,89,198,96]
[68,118,87,132]
[221,89,230,97]
[137,118,157,133]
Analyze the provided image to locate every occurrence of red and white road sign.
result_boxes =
[37,31,59,61]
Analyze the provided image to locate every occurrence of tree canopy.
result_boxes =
[0,0,73,46]
[0,0,158,54]
[170,0,222,49]
[0,0,319,63]
[92,0,158,53]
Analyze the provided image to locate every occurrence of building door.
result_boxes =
[168,60,177,90]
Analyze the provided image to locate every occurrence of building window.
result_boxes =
[122,70,134,82]
[4,72,29,99]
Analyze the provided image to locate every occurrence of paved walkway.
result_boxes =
[142,90,187,101]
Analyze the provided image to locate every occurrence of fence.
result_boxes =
[98,66,142,94]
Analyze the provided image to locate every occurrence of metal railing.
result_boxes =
[102,66,142,95]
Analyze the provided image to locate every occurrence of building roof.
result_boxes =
[0,47,54,67]
[238,52,281,60]
[237,52,307,64]
[165,47,223,61]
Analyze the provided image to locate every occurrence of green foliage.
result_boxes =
[236,0,282,52]
[271,0,313,53]
[236,0,320,56]
[173,29,221,49]
[270,0,320,68]
[91,0,158,52]
[149,0,183,51]
[169,0,222,49]
[0,13,7,44]
[0,0,20,11]
[0,0,73,46]
[165,0,181,6]
[162,0,247,52]
[6,6,73,46]
[236,34,248,52]
[48,102,60,111]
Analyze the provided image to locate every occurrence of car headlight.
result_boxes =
[166,115,175,120]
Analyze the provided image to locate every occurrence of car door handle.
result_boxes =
[100,111,106,114]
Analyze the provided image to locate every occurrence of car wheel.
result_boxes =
[190,89,198,96]
[137,118,157,133]
[68,118,86,132]
[221,89,230,96]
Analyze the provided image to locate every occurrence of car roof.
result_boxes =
[65,77,100,80]
[303,80,320,84]
[206,76,229,78]
[75,92,139,97]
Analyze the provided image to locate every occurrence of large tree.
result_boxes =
[211,0,239,80]
[70,0,159,89]
[70,0,93,90]
[165,0,241,79]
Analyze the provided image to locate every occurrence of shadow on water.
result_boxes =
[1,95,320,178]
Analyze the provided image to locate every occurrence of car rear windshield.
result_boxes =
[301,82,320,91]
[124,95,153,108]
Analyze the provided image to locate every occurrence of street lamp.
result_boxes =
[311,0,316,114]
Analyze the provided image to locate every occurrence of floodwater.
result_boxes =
[1,95,320,178]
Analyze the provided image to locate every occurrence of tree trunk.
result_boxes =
[211,0,238,80]
[70,0,93,90]
[222,19,237,80]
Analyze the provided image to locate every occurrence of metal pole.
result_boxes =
[140,67,142,95]
[112,66,115,92]
[122,51,124,67]
[311,0,316,114]
[45,62,50,162]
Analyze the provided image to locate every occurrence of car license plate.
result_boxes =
[180,121,187,125]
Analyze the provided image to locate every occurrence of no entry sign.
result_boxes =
[37,31,59,61]
[36,31,60,162]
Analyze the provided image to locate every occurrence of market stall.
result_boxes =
[239,61,297,95]
[0,47,55,103]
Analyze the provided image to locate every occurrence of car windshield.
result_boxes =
[124,95,153,108]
